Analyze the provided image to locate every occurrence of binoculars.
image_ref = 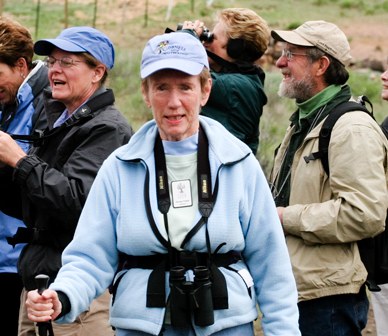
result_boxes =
[176,23,214,43]
[169,265,214,327]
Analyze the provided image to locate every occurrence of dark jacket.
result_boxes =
[1,87,134,289]
[0,60,49,275]
[200,67,267,155]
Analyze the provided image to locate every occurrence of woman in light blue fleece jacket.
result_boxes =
[26,31,300,336]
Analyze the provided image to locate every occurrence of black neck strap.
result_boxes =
[146,128,222,308]
[206,50,262,76]
[8,89,115,145]
[153,126,215,249]
[154,133,171,215]
[197,126,213,214]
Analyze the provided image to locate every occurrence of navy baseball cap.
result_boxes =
[34,26,115,69]
[141,32,209,79]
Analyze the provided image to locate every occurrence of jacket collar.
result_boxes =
[43,86,110,128]
[115,116,251,165]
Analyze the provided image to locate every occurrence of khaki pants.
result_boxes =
[18,288,114,336]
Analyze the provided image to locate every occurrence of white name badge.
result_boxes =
[171,179,193,208]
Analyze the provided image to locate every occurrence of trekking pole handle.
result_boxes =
[34,274,55,336]
[35,274,50,295]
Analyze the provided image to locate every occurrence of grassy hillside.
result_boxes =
[5,0,387,175]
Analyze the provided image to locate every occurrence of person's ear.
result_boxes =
[141,82,151,108]
[16,57,28,77]
[316,55,330,76]
[16,57,27,69]
[92,64,106,83]
[200,77,212,106]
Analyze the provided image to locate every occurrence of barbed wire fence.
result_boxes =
[1,0,200,38]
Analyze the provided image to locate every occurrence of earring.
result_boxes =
[20,73,26,79]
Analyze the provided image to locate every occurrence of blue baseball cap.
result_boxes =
[34,26,115,69]
[140,32,209,79]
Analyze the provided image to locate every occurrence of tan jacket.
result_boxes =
[270,110,388,301]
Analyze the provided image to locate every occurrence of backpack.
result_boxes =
[307,96,388,292]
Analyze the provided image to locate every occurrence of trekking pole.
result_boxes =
[35,274,55,336]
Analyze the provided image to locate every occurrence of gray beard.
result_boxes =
[278,74,315,103]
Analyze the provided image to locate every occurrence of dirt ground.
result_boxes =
[342,19,387,66]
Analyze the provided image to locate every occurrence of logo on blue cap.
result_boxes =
[140,32,209,79]
[156,41,169,53]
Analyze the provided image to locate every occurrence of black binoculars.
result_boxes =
[169,265,214,327]
[176,23,214,43]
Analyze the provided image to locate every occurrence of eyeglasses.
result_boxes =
[281,49,309,61]
[44,55,84,68]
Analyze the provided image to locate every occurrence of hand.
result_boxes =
[277,206,285,225]
[0,131,26,167]
[26,289,62,322]
[182,19,206,37]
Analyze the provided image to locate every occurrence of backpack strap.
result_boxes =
[304,99,372,176]
[381,116,388,138]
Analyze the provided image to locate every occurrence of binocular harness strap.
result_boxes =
[144,126,228,309]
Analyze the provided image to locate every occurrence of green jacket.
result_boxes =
[201,69,267,155]
[270,85,388,301]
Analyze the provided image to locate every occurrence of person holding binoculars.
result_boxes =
[25,30,301,335]
[181,8,270,156]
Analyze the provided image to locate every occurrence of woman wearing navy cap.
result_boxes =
[0,26,134,335]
